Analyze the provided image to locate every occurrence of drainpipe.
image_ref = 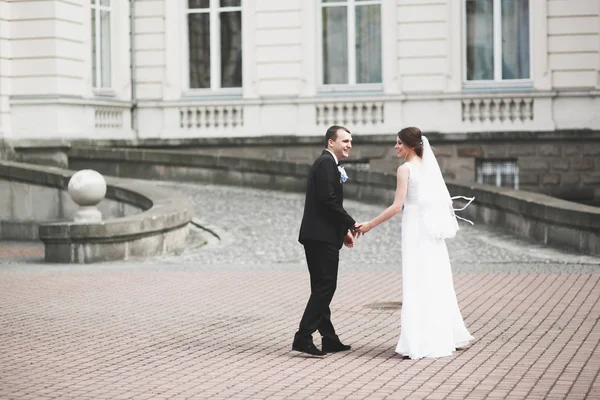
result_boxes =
[130,0,138,139]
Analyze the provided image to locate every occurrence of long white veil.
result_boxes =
[418,136,473,239]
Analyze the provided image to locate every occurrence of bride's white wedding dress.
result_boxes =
[396,161,474,359]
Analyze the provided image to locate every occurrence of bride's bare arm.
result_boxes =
[356,165,409,234]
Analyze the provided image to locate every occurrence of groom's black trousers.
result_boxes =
[294,240,340,344]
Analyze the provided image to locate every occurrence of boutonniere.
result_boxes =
[338,166,348,183]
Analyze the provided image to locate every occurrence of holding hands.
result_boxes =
[345,220,375,247]
[352,221,373,238]
[343,232,355,248]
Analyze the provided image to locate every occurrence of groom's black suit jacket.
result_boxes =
[298,150,356,249]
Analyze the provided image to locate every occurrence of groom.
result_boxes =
[293,125,357,356]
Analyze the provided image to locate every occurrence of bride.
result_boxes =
[355,127,473,359]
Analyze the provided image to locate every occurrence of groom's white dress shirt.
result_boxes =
[325,149,338,165]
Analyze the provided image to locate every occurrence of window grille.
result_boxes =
[476,159,519,189]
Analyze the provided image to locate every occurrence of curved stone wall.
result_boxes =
[69,146,600,257]
[0,160,194,263]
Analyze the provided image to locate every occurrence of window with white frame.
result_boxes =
[187,0,242,90]
[321,0,382,86]
[91,0,111,89]
[476,159,519,189]
[465,0,530,83]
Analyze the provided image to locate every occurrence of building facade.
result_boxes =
[0,0,599,199]
[1,0,599,140]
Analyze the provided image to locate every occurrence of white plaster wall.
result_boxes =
[547,0,599,88]
[397,0,448,93]
[254,0,302,97]
[7,0,134,140]
[9,0,85,97]
[134,0,164,100]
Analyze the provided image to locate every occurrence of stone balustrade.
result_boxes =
[179,105,244,129]
[0,160,194,263]
[68,146,600,256]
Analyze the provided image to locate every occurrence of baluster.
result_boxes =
[222,108,229,127]
[508,99,517,123]
[344,104,350,125]
[192,109,199,128]
[488,99,497,123]
[480,99,490,123]
[468,99,477,123]
[372,104,379,124]
[360,104,365,125]
[332,105,338,125]
[361,104,367,125]
[315,105,321,126]
[231,108,238,127]
[498,99,506,123]
[236,107,240,126]
[466,100,474,123]
[205,109,212,128]
[315,104,324,126]
[191,108,198,128]
[215,107,221,128]
[184,109,191,128]
[180,109,185,128]
[211,107,217,128]
[524,98,533,121]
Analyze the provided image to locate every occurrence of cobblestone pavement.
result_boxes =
[0,182,599,399]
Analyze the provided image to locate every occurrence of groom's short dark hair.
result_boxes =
[325,125,350,147]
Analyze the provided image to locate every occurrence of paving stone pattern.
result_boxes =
[0,182,599,399]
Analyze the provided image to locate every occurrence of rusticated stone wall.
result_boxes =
[427,140,600,203]
[10,130,600,204]
[146,131,599,204]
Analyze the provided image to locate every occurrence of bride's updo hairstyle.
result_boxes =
[398,127,424,158]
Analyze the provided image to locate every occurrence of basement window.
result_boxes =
[476,159,518,189]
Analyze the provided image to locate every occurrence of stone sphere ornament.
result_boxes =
[68,169,107,222]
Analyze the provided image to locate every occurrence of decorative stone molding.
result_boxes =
[462,97,534,124]
[179,105,244,129]
[316,102,384,127]
[95,107,124,128]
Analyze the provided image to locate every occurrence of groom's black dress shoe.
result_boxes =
[292,342,326,356]
[322,338,351,353]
